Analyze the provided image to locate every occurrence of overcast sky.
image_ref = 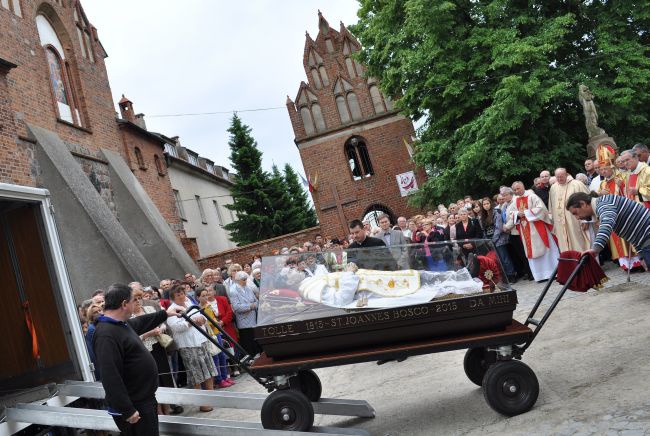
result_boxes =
[82,0,360,176]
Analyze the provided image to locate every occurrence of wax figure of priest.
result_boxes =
[597,150,643,271]
[504,182,559,281]
[549,168,591,252]
[621,149,650,209]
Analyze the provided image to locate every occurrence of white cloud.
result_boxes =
[82,0,360,176]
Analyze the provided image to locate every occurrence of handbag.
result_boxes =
[206,338,220,356]
[157,333,178,354]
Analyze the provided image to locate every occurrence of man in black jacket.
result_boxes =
[348,219,396,270]
[93,283,184,435]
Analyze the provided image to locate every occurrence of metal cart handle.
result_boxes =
[519,253,591,353]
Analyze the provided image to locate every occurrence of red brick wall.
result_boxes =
[287,16,427,239]
[119,125,183,234]
[1,2,125,164]
[198,226,322,270]
[0,63,34,186]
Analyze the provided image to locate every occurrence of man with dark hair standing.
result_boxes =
[348,219,395,270]
[633,143,649,165]
[93,283,184,435]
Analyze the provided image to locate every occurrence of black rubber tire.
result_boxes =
[482,360,539,416]
[464,348,490,386]
[290,369,323,402]
[261,389,314,431]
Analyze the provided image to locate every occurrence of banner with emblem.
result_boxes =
[396,171,418,197]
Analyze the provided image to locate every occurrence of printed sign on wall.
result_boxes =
[396,171,418,197]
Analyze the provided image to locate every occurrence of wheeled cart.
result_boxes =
[183,251,591,432]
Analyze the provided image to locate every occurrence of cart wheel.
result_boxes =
[261,389,314,431]
[290,369,322,402]
[482,360,539,416]
[464,348,490,386]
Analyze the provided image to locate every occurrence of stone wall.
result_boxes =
[198,226,322,270]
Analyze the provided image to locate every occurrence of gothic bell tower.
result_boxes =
[287,11,425,238]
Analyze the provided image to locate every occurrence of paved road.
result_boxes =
[191,268,650,435]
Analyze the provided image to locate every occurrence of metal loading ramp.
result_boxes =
[1,380,373,436]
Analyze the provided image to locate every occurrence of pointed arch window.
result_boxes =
[334,78,362,123]
[342,39,364,79]
[345,136,373,181]
[37,14,86,127]
[369,85,387,114]
[154,154,166,176]
[1,0,22,17]
[307,49,328,90]
[297,88,326,135]
[134,147,146,169]
[73,3,95,63]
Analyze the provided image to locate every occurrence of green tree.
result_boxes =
[267,165,304,235]
[352,0,650,205]
[284,164,319,228]
[224,114,276,245]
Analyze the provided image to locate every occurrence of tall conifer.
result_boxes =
[284,164,318,229]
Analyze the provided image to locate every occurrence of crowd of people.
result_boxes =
[76,144,649,432]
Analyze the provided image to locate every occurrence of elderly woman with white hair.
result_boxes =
[230,271,261,356]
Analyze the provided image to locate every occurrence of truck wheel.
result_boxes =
[482,360,539,416]
[464,347,490,386]
[290,369,322,402]
[261,389,314,431]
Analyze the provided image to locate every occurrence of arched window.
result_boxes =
[300,107,315,135]
[345,136,373,181]
[319,66,329,86]
[1,0,22,17]
[310,68,322,89]
[134,147,146,169]
[336,96,350,124]
[36,14,85,127]
[154,154,165,176]
[369,85,386,114]
[297,88,326,135]
[307,49,328,90]
[73,3,95,63]
[347,92,362,121]
[345,57,356,79]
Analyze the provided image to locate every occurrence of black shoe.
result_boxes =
[170,405,184,415]
[508,275,518,284]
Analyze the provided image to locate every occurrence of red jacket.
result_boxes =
[214,296,238,343]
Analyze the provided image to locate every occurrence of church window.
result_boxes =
[154,154,165,176]
[37,14,86,127]
[325,38,334,53]
[369,85,386,114]
[74,3,94,62]
[2,0,21,17]
[345,137,373,180]
[310,68,322,89]
[347,92,362,120]
[336,96,350,124]
[311,104,326,132]
[300,107,316,135]
[345,57,356,79]
[134,147,146,169]
[319,66,329,86]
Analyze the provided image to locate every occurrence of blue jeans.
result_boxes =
[496,244,516,277]
[212,334,229,382]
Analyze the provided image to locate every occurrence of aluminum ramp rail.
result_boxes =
[58,380,376,418]
[4,403,371,436]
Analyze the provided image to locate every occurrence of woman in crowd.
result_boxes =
[167,285,217,412]
[425,218,448,271]
[480,197,496,240]
[243,263,252,275]
[230,271,261,356]
[197,288,234,388]
[130,287,175,415]
[211,281,240,377]
[85,302,103,381]
[223,264,242,295]
[444,214,458,240]
[454,209,483,261]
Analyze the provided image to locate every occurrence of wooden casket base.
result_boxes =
[255,290,517,359]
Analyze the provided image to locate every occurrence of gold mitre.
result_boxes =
[597,143,616,168]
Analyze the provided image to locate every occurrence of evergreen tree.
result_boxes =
[224,114,276,245]
[284,164,319,228]
[352,0,650,205]
[267,165,303,235]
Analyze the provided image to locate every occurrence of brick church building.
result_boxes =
[287,12,425,238]
[0,2,197,300]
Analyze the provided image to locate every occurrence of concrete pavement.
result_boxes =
[193,266,650,435]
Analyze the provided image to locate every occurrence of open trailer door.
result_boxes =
[0,183,92,399]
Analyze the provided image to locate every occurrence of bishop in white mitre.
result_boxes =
[504,182,560,281]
